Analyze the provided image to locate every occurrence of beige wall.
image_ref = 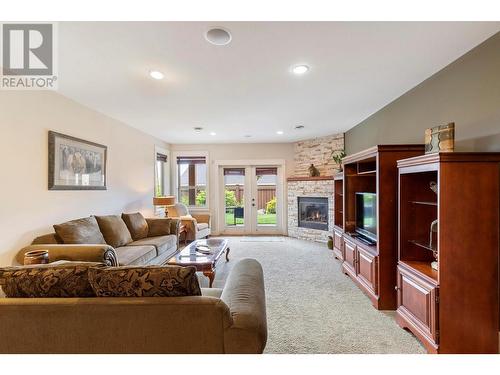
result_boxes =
[0,91,169,266]
[346,32,500,154]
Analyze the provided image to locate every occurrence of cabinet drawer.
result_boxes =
[397,265,439,344]
[356,246,378,295]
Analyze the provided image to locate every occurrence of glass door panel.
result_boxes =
[254,167,278,228]
[223,168,245,229]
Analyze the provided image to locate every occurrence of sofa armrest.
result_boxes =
[146,218,180,237]
[221,258,267,353]
[15,244,118,266]
[192,213,211,225]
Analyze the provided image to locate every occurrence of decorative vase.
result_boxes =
[327,236,334,250]
[24,250,49,265]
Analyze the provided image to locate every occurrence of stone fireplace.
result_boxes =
[298,197,329,231]
[287,177,334,242]
[287,132,343,242]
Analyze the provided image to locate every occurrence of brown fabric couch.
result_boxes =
[0,258,267,354]
[15,216,180,267]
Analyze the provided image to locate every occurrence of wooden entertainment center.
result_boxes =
[332,144,500,353]
[332,173,344,261]
[340,145,425,310]
[396,153,500,353]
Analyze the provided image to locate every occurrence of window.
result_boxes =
[155,153,168,197]
[177,155,207,207]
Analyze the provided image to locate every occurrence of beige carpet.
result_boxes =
[196,236,426,354]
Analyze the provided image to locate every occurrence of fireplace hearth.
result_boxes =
[298,197,329,231]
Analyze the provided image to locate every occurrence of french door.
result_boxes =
[218,164,283,235]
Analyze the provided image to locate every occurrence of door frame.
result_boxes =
[213,159,286,235]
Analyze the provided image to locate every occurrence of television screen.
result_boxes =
[355,192,377,242]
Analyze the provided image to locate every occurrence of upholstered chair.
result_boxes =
[167,203,211,242]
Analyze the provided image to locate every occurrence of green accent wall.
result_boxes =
[346,32,500,154]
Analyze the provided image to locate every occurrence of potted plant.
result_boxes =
[331,150,346,172]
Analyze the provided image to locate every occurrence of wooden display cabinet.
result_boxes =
[341,145,425,310]
[396,152,500,353]
[333,173,344,261]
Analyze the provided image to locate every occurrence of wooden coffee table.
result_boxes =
[167,238,230,287]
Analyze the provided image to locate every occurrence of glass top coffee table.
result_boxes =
[167,238,230,288]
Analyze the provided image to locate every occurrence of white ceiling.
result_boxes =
[58,22,500,144]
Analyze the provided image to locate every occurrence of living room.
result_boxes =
[1,1,500,372]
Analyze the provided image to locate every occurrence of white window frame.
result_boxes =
[154,145,170,216]
[172,151,210,211]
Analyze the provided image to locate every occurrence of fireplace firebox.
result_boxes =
[298,197,329,231]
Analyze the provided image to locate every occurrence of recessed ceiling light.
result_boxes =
[210,132,217,136]
[205,27,232,46]
[243,134,252,138]
[149,70,164,80]
[292,65,309,75]
[194,127,203,132]
[276,130,284,135]
[295,125,305,129]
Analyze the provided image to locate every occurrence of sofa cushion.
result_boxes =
[147,219,171,237]
[197,223,209,231]
[95,215,133,248]
[53,216,106,245]
[129,235,177,255]
[114,245,156,266]
[121,212,149,240]
[0,262,104,298]
[88,265,201,297]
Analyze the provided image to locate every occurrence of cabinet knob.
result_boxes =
[394,286,400,291]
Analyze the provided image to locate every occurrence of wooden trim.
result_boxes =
[398,152,500,169]
[287,176,334,182]
[343,144,425,164]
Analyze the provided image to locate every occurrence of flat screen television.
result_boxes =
[355,192,377,243]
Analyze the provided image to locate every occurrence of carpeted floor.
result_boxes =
[196,236,426,354]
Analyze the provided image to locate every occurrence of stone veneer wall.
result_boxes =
[287,179,334,242]
[294,133,344,176]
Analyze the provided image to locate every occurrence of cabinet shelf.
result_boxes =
[409,200,437,206]
[408,240,437,253]
[400,260,438,282]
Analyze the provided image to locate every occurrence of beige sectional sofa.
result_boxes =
[0,258,267,354]
[15,214,180,267]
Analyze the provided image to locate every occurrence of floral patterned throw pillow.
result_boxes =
[88,265,201,297]
[0,262,104,298]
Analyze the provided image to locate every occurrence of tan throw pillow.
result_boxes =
[53,216,106,245]
[95,215,133,248]
[88,265,201,297]
[0,262,104,298]
[147,219,171,237]
[121,212,149,240]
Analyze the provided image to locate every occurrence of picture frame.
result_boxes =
[48,131,107,190]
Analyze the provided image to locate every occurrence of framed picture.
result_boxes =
[48,131,107,190]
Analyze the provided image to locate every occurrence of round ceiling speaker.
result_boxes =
[205,27,232,46]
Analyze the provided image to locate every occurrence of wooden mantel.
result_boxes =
[287,176,334,182]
